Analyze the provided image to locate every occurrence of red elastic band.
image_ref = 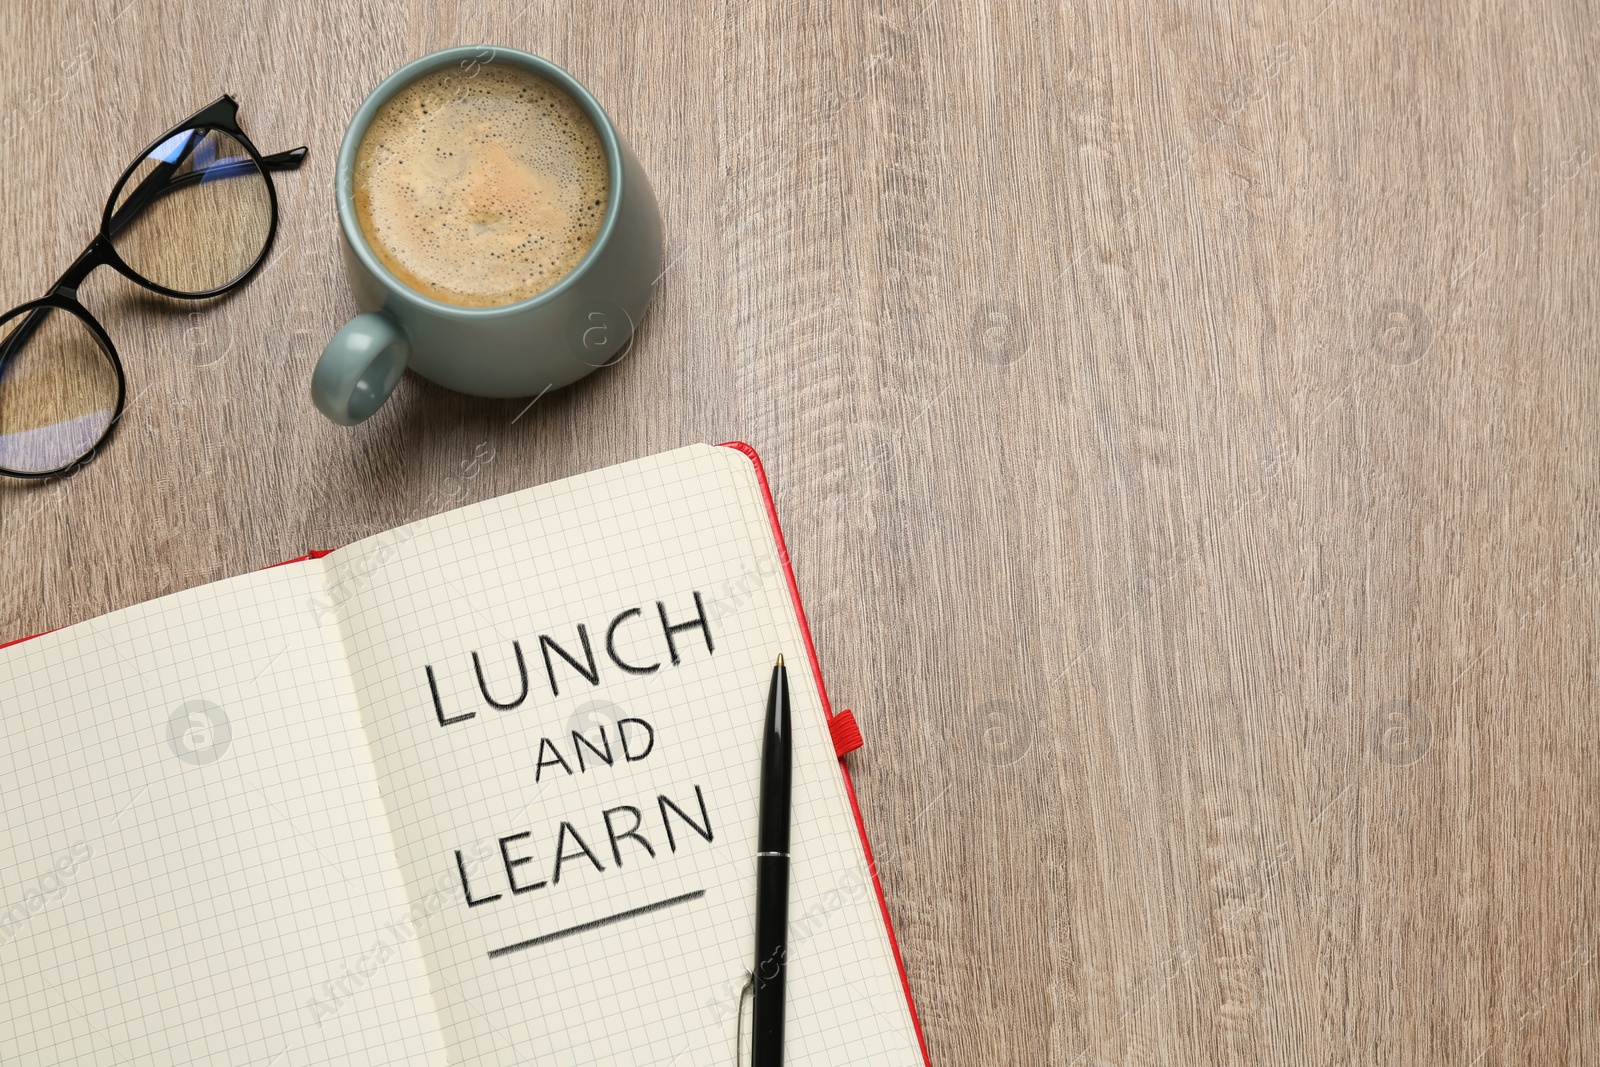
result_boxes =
[829,710,864,759]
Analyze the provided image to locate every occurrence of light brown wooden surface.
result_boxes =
[3,1,1598,1063]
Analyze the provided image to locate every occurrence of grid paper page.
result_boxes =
[0,562,445,1066]
[328,443,923,1066]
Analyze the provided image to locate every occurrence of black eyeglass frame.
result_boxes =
[0,94,306,480]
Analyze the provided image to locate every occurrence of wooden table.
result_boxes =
[4,1,1597,1063]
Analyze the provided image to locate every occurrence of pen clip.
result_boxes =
[732,967,754,1067]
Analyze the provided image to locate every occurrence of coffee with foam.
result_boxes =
[352,64,609,308]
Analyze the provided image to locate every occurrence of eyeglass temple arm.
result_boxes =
[263,147,308,170]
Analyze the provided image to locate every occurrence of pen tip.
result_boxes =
[775,653,784,667]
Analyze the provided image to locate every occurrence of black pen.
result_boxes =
[751,653,791,1067]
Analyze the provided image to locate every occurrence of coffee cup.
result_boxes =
[311,46,663,425]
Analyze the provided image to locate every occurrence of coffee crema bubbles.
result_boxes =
[352,64,610,308]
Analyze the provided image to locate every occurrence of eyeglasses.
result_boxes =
[0,95,306,479]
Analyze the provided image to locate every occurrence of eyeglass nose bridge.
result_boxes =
[47,235,118,301]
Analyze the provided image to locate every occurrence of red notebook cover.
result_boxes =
[720,441,933,1067]
[0,443,933,1066]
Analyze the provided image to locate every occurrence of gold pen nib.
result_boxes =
[775,653,784,667]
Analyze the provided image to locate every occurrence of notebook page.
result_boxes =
[330,444,922,1066]
[0,561,444,1066]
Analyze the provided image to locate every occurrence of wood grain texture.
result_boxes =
[3,0,1598,1063]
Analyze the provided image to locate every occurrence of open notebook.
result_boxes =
[0,443,929,1067]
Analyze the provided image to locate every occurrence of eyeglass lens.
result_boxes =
[109,127,273,295]
[0,305,119,475]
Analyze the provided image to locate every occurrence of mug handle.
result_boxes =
[311,313,410,425]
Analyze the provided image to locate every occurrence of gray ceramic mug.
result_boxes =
[311,46,663,425]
